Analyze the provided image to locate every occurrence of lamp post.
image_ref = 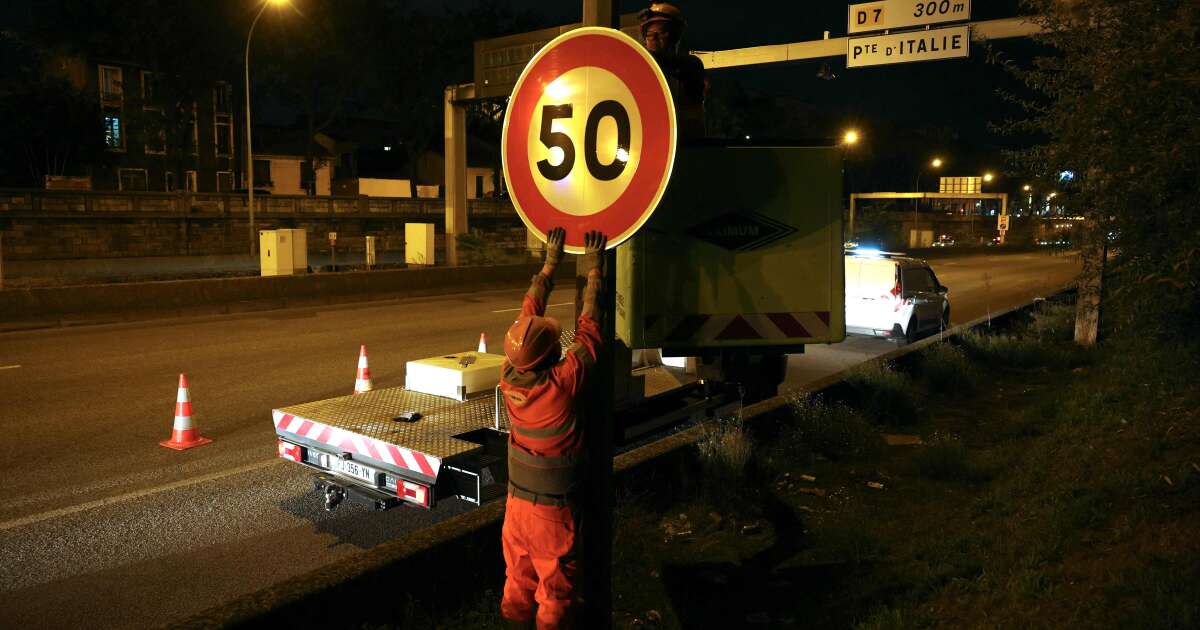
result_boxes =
[842,130,859,237]
[244,0,286,257]
[913,157,943,245]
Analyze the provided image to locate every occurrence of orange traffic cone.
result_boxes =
[160,373,212,450]
[478,332,487,353]
[354,345,373,394]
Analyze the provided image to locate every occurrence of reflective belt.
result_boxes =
[510,418,576,439]
[508,482,574,508]
[507,437,580,498]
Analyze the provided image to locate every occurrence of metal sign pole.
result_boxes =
[579,7,616,628]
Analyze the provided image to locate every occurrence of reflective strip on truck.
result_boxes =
[273,410,441,481]
[650,311,832,343]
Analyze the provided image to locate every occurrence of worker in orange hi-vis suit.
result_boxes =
[499,227,607,629]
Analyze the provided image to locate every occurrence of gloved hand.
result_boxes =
[581,230,607,274]
[580,231,608,319]
[541,226,565,276]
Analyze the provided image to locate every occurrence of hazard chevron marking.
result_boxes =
[273,410,440,480]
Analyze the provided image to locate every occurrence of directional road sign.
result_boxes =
[847,24,970,68]
[501,27,677,253]
[848,0,971,34]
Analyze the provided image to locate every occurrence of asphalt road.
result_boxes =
[0,250,1080,629]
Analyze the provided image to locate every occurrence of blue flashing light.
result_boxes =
[1059,170,1075,182]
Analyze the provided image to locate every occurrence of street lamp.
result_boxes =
[983,172,994,183]
[245,0,287,257]
[1023,184,1033,215]
[842,129,859,145]
[913,157,944,242]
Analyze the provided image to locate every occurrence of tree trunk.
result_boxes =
[1074,220,1106,346]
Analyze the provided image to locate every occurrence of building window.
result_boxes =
[214,82,232,113]
[140,71,160,108]
[301,160,315,193]
[104,114,124,150]
[185,170,197,192]
[215,115,232,157]
[475,175,484,198]
[253,159,271,188]
[118,168,148,191]
[190,106,199,155]
[166,171,177,192]
[144,111,166,155]
[99,64,123,104]
[216,171,233,192]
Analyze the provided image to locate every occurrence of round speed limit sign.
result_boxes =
[502,27,677,253]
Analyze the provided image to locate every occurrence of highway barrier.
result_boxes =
[0,262,571,332]
[172,291,1071,629]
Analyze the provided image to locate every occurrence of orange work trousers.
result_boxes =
[500,495,580,628]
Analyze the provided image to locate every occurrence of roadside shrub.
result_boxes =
[845,363,919,425]
[958,329,1053,369]
[1027,300,1076,340]
[919,343,978,395]
[696,416,752,480]
[784,393,883,461]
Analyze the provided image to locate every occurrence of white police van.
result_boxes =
[844,249,950,343]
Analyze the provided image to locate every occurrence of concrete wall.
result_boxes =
[0,189,531,264]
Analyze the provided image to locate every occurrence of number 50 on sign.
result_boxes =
[501,28,677,254]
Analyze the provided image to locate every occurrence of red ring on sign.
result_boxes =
[504,32,673,251]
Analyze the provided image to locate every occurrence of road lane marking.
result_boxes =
[491,302,574,314]
[0,459,283,532]
[0,365,21,370]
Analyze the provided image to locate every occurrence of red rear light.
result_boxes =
[890,272,908,311]
[277,439,304,463]
[398,480,431,507]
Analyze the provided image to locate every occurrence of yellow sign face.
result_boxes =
[526,66,646,217]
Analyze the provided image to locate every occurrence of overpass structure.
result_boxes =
[849,191,1011,246]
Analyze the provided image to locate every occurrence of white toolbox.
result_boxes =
[405,351,505,401]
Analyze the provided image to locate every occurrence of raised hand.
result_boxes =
[581,231,608,274]
[542,227,566,273]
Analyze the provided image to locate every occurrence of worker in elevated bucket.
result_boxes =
[499,226,607,629]
[639,1,706,139]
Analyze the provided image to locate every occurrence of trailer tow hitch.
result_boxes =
[323,484,346,511]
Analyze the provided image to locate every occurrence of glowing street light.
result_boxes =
[843,129,859,145]
[983,172,994,182]
[931,157,943,168]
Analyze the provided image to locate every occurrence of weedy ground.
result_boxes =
[408,298,1200,629]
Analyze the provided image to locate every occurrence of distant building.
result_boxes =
[48,54,240,193]
[252,126,333,196]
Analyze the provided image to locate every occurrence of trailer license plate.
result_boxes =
[333,458,377,484]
